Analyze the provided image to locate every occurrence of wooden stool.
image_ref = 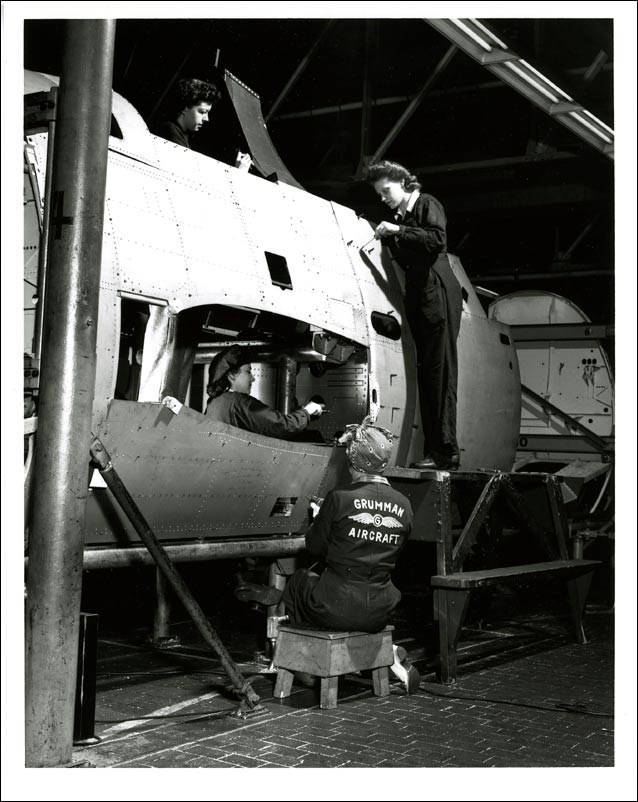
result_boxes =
[272,624,394,709]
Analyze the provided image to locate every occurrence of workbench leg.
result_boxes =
[320,676,339,709]
[372,667,390,698]
[273,668,294,699]
[566,570,595,644]
[437,588,472,685]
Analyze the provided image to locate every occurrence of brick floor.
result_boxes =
[58,606,618,776]
[9,601,635,801]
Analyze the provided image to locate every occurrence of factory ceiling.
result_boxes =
[23,16,616,322]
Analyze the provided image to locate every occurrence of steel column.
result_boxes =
[153,567,173,643]
[266,560,290,664]
[25,20,116,767]
[73,613,99,745]
[277,355,297,414]
[356,20,376,177]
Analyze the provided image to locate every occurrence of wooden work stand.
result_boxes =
[386,467,601,684]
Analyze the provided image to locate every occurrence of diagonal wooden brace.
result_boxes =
[89,435,265,717]
[452,473,502,572]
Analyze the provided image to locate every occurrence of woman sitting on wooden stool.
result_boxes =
[243,416,421,693]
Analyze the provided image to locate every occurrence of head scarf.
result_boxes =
[338,415,394,473]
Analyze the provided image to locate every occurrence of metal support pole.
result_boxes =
[33,537,306,570]
[153,567,176,645]
[73,613,100,746]
[89,438,264,717]
[266,559,292,668]
[277,355,297,414]
[25,20,116,768]
[356,20,376,177]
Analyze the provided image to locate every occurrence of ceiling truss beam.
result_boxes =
[426,18,614,160]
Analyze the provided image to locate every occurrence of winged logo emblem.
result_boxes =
[348,512,402,528]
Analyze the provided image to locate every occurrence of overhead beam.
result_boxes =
[272,63,612,121]
[447,182,604,212]
[414,151,580,175]
[471,269,612,282]
[426,18,614,160]
[265,19,335,122]
[370,44,457,163]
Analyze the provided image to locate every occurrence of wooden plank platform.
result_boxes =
[432,559,601,589]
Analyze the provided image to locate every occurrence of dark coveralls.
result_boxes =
[283,476,413,632]
[206,391,311,439]
[154,120,191,148]
[387,193,463,462]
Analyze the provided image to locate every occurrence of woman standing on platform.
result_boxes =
[365,160,463,470]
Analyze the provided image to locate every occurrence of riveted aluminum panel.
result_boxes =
[85,401,348,545]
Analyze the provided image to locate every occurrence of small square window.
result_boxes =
[265,251,292,290]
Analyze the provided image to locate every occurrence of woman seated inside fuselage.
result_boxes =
[205,345,324,439]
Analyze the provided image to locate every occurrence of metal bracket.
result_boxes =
[230,700,269,720]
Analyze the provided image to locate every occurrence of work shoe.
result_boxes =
[411,454,460,471]
[390,645,421,694]
[410,457,437,469]
[234,582,283,607]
